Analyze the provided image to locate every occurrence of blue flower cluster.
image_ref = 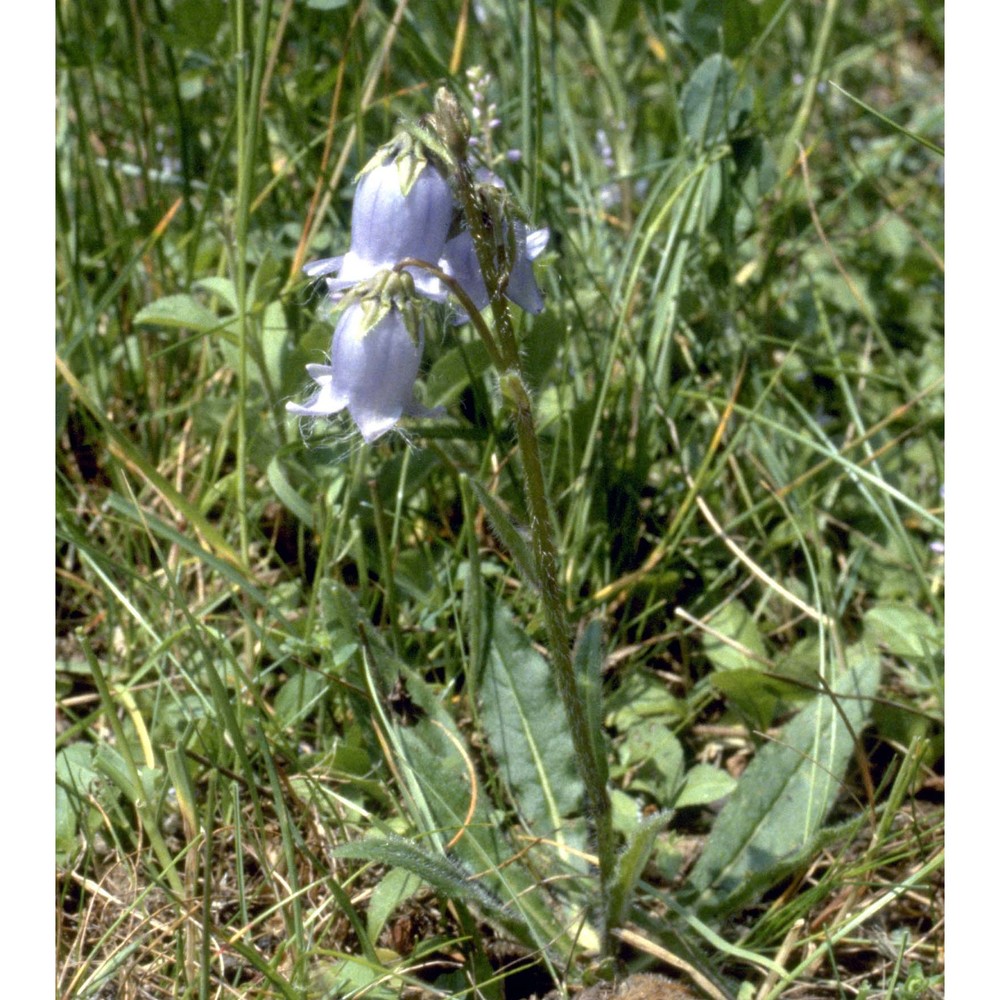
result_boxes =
[287,135,548,442]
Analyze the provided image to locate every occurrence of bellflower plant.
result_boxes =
[289,87,617,953]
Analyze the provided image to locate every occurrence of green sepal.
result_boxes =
[340,269,422,348]
[358,128,452,197]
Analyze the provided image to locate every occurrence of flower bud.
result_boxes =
[432,88,470,161]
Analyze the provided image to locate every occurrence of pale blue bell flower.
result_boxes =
[304,148,455,302]
[439,222,548,319]
[286,296,441,443]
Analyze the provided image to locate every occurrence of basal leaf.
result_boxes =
[480,604,585,837]
[56,743,99,863]
[193,276,239,311]
[391,717,572,954]
[685,650,880,916]
[864,603,942,659]
[323,583,573,956]
[710,668,806,732]
[614,720,684,804]
[273,668,325,729]
[674,763,737,810]
[702,601,768,672]
[332,834,504,919]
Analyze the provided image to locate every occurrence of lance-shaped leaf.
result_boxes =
[605,810,673,933]
[332,833,523,935]
[480,604,585,838]
[684,651,880,917]
[464,475,538,589]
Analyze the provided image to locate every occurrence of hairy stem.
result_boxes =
[452,158,617,952]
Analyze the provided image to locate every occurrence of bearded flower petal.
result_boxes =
[285,364,349,417]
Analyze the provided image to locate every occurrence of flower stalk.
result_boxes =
[440,90,616,946]
[499,367,617,944]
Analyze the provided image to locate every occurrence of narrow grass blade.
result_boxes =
[829,81,943,155]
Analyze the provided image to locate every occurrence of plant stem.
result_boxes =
[452,160,616,952]
[503,373,616,941]
[777,0,841,178]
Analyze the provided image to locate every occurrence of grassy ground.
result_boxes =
[56,1,943,997]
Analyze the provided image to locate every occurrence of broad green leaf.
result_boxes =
[55,785,77,864]
[710,668,808,732]
[168,0,225,48]
[312,953,396,1000]
[425,341,491,406]
[193,276,239,311]
[610,789,644,837]
[247,254,282,311]
[521,311,565,388]
[615,720,684,804]
[574,620,610,790]
[262,300,290,388]
[864,604,941,659]
[702,601,769,672]
[93,742,139,800]
[366,867,425,943]
[57,742,99,794]
[56,743,99,863]
[680,53,751,147]
[267,455,314,528]
[678,0,758,58]
[606,670,684,729]
[134,294,221,332]
[480,604,585,837]
[685,651,880,916]
[675,763,737,809]
[273,669,325,729]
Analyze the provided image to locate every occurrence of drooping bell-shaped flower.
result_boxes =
[304,136,455,302]
[286,273,441,442]
[440,221,549,318]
